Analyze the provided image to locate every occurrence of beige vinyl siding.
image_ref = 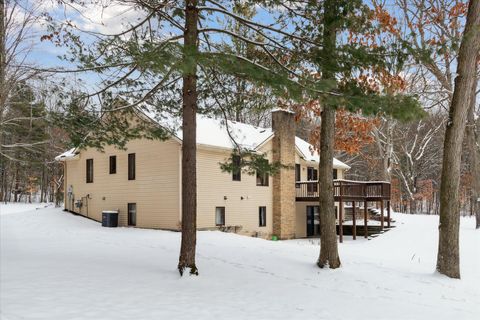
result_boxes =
[196,142,273,237]
[64,139,180,230]
[62,129,346,238]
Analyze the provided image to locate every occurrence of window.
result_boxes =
[307,167,318,193]
[295,164,301,188]
[256,171,269,186]
[232,155,241,181]
[307,167,318,181]
[109,156,117,174]
[86,159,93,183]
[128,153,136,180]
[256,160,269,186]
[128,203,136,226]
[333,169,338,180]
[215,207,225,226]
[259,206,266,227]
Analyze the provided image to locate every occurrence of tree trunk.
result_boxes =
[40,165,45,202]
[437,0,480,279]
[0,0,5,193]
[466,79,480,228]
[13,167,19,202]
[317,107,341,268]
[317,0,341,269]
[178,0,199,276]
[376,119,393,181]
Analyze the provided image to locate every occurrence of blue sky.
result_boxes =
[23,1,284,92]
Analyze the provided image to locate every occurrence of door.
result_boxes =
[306,206,320,236]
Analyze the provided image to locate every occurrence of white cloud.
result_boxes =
[61,1,149,35]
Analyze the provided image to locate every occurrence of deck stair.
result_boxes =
[343,206,395,223]
[336,224,395,237]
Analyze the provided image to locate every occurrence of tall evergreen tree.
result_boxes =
[48,0,314,275]
[264,0,424,268]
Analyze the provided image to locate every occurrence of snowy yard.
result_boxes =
[1,204,479,320]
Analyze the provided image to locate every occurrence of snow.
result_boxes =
[141,108,275,151]
[2,204,478,320]
[55,108,351,170]
[295,136,351,169]
[179,116,274,151]
[0,202,53,215]
[54,148,77,161]
[140,106,350,168]
[271,107,296,114]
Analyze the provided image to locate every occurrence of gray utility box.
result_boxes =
[102,210,119,227]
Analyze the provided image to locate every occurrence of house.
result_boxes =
[56,109,391,240]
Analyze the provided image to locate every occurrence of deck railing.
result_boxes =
[296,179,391,201]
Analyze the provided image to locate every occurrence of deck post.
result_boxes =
[380,200,384,230]
[364,200,368,238]
[352,201,356,240]
[387,200,391,228]
[339,198,343,243]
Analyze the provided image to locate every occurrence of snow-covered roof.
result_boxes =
[184,116,274,150]
[141,108,349,169]
[56,108,350,170]
[295,137,350,169]
[139,108,274,150]
[271,107,295,114]
[54,148,78,161]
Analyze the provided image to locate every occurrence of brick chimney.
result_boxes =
[271,109,296,239]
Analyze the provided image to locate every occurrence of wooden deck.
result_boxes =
[296,180,391,202]
[296,179,392,243]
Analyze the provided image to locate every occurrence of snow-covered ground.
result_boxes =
[1,204,479,320]
[0,202,53,215]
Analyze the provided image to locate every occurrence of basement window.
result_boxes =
[259,206,267,227]
[128,203,136,226]
[215,207,225,226]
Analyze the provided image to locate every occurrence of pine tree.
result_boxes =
[48,0,312,275]
[267,0,424,268]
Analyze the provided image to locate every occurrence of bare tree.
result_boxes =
[392,115,445,213]
[0,0,49,201]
